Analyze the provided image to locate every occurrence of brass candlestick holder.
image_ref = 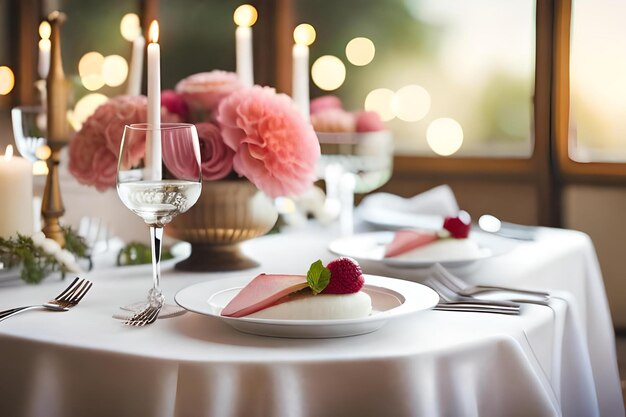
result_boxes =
[42,11,69,246]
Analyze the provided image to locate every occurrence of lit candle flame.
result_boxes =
[39,21,51,40]
[4,145,13,161]
[293,24,316,46]
[233,4,258,28]
[149,20,159,43]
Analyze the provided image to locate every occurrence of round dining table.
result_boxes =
[0,225,623,417]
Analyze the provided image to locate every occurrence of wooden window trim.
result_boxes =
[553,0,626,183]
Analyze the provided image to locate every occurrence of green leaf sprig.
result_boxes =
[306,259,331,295]
[0,228,88,284]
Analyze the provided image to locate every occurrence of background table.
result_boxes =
[0,227,622,417]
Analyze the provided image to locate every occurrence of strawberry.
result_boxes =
[323,257,364,294]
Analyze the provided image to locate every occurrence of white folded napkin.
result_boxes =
[361,185,459,216]
[358,185,459,230]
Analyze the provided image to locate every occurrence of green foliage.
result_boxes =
[306,259,331,295]
[0,228,88,284]
[116,242,174,266]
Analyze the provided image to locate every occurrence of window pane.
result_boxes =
[570,0,626,162]
[296,0,535,157]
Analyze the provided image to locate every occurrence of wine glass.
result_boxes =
[315,130,394,235]
[11,105,47,161]
[116,123,202,321]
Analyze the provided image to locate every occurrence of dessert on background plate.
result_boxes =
[385,211,481,261]
[221,258,372,320]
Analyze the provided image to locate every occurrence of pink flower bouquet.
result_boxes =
[69,70,320,199]
[310,95,385,133]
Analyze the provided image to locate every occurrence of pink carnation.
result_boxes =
[311,108,356,133]
[175,71,242,118]
[218,86,320,198]
[355,111,385,132]
[310,95,343,114]
[69,95,178,191]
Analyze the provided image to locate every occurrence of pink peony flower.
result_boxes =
[310,95,343,114]
[311,108,356,133]
[218,86,320,198]
[175,71,243,118]
[69,95,178,191]
[68,117,117,192]
[161,90,189,121]
[355,111,385,132]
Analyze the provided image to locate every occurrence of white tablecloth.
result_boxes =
[0,227,622,417]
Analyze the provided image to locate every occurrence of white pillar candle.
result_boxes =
[38,21,51,80]
[0,146,33,238]
[126,33,145,96]
[146,20,161,181]
[38,39,51,80]
[292,24,316,122]
[233,5,257,87]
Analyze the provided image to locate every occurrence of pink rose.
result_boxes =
[196,122,234,180]
[311,108,356,133]
[218,86,320,198]
[355,111,385,132]
[175,71,243,120]
[310,95,343,114]
[161,90,189,121]
[68,95,178,191]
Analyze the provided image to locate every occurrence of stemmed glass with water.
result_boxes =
[116,123,202,323]
[316,131,394,235]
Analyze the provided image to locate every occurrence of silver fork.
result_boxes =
[430,264,550,298]
[425,278,521,315]
[123,304,162,327]
[0,277,93,322]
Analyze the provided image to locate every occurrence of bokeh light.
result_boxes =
[0,66,15,95]
[120,13,141,41]
[392,84,431,122]
[311,55,346,91]
[39,21,51,40]
[81,74,105,91]
[35,145,52,160]
[71,93,108,130]
[78,52,104,78]
[426,117,464,156]
[233,4,258,27]
[38,39,51,52]
[364,88,395,121]
[79,52,105,91]
[33,160,49,176]
[102,55,128,87]
[345,37,375,66]
[293,24,316,46]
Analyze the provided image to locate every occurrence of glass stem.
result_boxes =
[339,173,356,236]
[148,226,165,307]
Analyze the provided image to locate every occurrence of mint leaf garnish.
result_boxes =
[307,259,330,295]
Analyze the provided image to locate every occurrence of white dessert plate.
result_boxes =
[175,274,438,338]
[329,231,497,268]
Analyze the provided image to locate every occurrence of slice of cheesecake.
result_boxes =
[221,274,308,318]
[384,229,439,258]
